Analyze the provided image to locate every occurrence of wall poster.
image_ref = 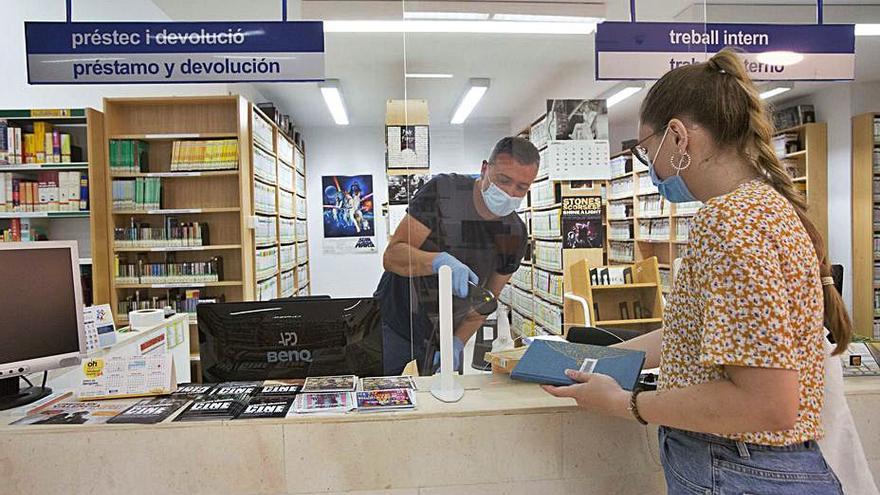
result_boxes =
[322,174,377,254]
[562,196,604,249]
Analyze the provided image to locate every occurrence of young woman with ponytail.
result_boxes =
[544,48,851,494]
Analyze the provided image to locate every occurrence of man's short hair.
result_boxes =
[488,137,540,167]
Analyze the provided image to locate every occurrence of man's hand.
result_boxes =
[432,252,479,298]
[542,370,632,420]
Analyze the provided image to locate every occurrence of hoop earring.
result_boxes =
[673,152,691,172]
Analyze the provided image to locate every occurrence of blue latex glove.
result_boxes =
[433,336,465,372]
[431,252,479,299]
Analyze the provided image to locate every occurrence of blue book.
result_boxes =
[511,340,646,391]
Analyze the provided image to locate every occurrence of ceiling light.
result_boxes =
[599,82,645,109]
[404,12,490,20]
[855,24,880,36]
[319,79,349,125]
[756,51,804,66]
[323,20,599,35]
[405,73,454,79]
[759,82,794,100]
[451,78,490,125]
[492,14,602,23]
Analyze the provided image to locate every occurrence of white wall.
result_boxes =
[304,121,510,297]
[1,0,268,109]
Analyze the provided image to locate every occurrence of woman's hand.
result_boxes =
[542,369,633,420]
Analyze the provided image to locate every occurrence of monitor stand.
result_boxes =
[0,376,52,412]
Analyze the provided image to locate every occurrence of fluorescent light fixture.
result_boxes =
[404,12,490,20]
[323,20,599,35]
[319,79,349,125]
[856,24,880,36]
[451,78,490,125]
[756,51,804,66]
[405,73,454,79]
[492,14,602,23]
[598,82,645,109]
[759,82,794,100]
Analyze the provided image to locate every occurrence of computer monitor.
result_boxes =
[0,241,86,410]
[196,298,382,382]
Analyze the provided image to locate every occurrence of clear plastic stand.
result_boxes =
[431,265,464,403]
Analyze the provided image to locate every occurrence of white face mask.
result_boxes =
[481,180,522,217]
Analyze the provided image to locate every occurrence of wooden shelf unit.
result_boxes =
[103,95,268,381]
[776,122,828,247]
[0,108,110,306]
[852,113,880,339]
[567,257,664,333]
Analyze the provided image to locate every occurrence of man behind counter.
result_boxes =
[375,137,540,374]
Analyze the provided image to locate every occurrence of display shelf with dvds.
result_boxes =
[0,107,109,306]
[853,113,880,338]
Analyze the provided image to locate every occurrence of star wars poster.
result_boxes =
[562,196,604,249]
[322,175,377,254]
[546,99,609,141]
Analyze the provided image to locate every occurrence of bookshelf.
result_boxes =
[103,95,312,380]
[851,113,880,339]
[607,150,700,295]
[0,108,110,306]
[773,122,828,247]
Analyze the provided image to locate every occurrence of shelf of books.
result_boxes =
[0,108,110,306]
[851,113,880,338]
[607,150,701,296]
[773,122,828,247]
[501,116,606,339]
[104,95,256,380]
[249,105,311,302]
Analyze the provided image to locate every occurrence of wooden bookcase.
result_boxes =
[851,113,879,339]
[566,257,664,333]
[776,122,828,248]
[0,108,110,306]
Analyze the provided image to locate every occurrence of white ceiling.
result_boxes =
[149,0,880,131]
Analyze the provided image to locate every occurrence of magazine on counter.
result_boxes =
[107,397,190,424]
[10,399,136,426]
[302,375,357,393]
[292,392,355,414]
[356,389,417,412]
[360,376,417,391]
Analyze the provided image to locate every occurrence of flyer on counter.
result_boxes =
[234,396,296,419]
[107,397,190,424]
[292,392,355,414]
[356,389,417,412]
[209,381,262,397]
[173,394,249,422]
[360,376,416,391]
[10,400,136,426]
[302,375,357,393]
[172,383,218,398]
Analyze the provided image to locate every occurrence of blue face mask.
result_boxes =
[481,180,522,217]
[646,127,698,203]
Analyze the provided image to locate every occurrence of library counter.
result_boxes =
[2,374,880,495]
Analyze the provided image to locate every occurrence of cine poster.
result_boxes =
[321,174,377,254]
[562,196,604,249]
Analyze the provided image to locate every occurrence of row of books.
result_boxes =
[115,256,224,284]
[512,264,532,290]
[675,201,702,216]
[609,221,634,241]
[639,218,671,241]
[609,176,634,199]
[532,209,561,238]
[297,246,309,267]
[255,215,278,246]
[1,218,39,242]
[256,246,279,279]
[0,121,76,164]
[608,202,632,219]
[874,321,880,341]
[874,263,880,285]
[534,268,563,305]
[530,179,558,208]
[675,217,693,241]
[117,290,224,321]
[873,150,880,173]
[874,234,880,258]
[280,270,295,298]
[296,264,309,289]
[112,178,161,211]
[255,181,276,214]
[254,146,276,182]
[281,244,296,270]
[874,289,880,318]
[772,133,801,157]
[533,296,563,332]
[171,139,239,171]
[511,286,535,318]
[0,172,88,212]
[279,189,294,215]
[257,275,278,301]
[609,240,635,262]
[109,140,149,173]
[114,218,209,248]
[280,217,295,243]
[637,172,659,195]
[509,307,536,338]
[534,240,563,272]
[639,195,670,217]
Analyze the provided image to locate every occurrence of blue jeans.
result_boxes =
[659,426,843,495]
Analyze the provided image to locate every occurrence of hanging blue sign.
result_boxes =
[595,22,854,81]
[24,21,324,84]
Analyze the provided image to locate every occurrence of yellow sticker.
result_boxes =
[83,358,104,379]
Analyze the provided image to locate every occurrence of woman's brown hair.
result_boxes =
[640,48,852,355]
